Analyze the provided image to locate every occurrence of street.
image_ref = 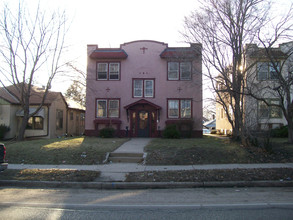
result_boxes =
[0,187,292,219]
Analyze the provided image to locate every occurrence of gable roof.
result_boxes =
[0,83,66,106]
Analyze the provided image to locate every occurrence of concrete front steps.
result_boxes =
[108,152,144,163]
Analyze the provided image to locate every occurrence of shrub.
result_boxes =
[163,124,180,139]
[99,127,115,138]
[271,126,288,138]
[0,124,10,140]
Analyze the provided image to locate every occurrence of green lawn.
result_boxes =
[4,137,129,165]
[145,136,293,165]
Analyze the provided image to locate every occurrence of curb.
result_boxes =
[0,180,292,190]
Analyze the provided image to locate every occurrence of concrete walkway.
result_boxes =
[7,163,293,182]
[113,138,152,153]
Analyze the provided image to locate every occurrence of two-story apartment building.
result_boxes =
[85,40,202,137]
[216,42,292,134]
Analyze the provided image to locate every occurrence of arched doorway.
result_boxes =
[124,99,161,137]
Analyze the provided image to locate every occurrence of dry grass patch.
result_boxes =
[4,137,129,165]
[0,169,100,182]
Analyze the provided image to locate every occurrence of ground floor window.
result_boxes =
[26,116,44,130]
[167,99,192,119]
[96,99,120,118]
[56,109,63,130]
[258,99,282,119]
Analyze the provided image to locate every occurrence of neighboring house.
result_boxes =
[0,84,85,139]
[85,40,203,137]
[66,99,85,136]
[244,42,292,130]
[203,119,216,130]
[216,42,292,133]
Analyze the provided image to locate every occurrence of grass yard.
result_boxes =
[4,137,129,165]
[145,136,293,165]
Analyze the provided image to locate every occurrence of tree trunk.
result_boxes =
[17,107,29,141]
[288,120,293,144]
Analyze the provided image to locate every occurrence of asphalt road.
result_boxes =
[0,187,292,219]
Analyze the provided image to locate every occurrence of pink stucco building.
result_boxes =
[85,40,202,137]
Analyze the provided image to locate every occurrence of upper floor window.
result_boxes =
[97,62,120,80]
[258,99,282,119]
[96,99,119,118]
[168,62,191,80]
[168,99,192,118]
[133,79,154,98]
[257,62,279,81]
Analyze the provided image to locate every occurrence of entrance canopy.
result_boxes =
[124,99,161,110]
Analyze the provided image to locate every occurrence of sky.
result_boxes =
[18,0,201,92]
[2,0,293,101]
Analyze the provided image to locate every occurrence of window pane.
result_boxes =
[34,117,43,129]
[180,62,191,80]
[134,80,143,97]
[168,62,179,80]
[97,100,107,117]
[269,62,279,80]
[97,63,108,80]
[26,117,33,129]
[109,63,119,80]
[257,62,268,80]
[270,100,282,118]
[144,80,154,97]
[109,100,119,117]
[56,110,63,129]
[258,101,269,118]
[181,100,191,118]
[168,100,179,118]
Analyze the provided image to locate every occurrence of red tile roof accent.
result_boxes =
[90,49,128,59]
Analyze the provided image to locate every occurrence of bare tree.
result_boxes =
[183,0,270,141]
[0,1,68,140]
[244,5,293,143]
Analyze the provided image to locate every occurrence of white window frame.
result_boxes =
[133,79,154,98]
[168,100,179,118]
[180,62,192,80]
[97,62,120,80]
[133,80,143,97]
[144,80,154,97]
[97,100,107,118]
[97,63,108,80]
[108,100,119,118]
[109,63,120,80]
[257,62,280,81]
[168,62,179,80]
[180,99,191,118]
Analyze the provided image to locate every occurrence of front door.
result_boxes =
[137,111,149,137]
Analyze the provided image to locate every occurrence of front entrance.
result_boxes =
[137,111,149,137]
[125,99,161,137]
